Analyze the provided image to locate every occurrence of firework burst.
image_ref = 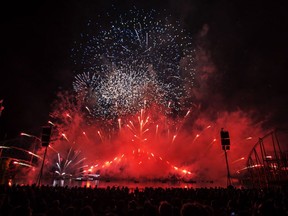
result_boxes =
[53,147,86,179]
[71,9,196,119]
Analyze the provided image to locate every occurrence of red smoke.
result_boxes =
[33,29,268,187]
[39,96,266,187]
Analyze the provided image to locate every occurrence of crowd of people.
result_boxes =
[0,184,287,216]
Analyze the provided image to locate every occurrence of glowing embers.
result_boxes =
[80,148,192,180]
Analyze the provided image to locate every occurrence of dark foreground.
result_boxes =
[0,184,288,216]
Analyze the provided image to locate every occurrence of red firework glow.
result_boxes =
[38,94,266,187]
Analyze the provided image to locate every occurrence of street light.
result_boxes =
[220,128,232,187]
[37,125,53,186]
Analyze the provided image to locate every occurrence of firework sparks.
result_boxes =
[71,9,196,119]
[53,148,86,178]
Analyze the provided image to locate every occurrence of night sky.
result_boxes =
[1,0,287,139]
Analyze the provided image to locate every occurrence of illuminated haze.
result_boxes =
[39,9,267,187]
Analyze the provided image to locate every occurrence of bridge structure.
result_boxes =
[238,129,288,188]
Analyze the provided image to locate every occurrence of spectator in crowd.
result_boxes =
[0,184,287,216]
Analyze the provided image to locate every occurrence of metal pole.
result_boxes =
[220,129,232,187]
[37,146,48,186]
[224,148,232,187]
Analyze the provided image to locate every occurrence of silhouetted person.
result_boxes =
[257,198,286,216]
[63,206,76,216]
[80,205,95,216]
[128,200,138,216]
[143,200,157,216]
[180,202,210,216]
[158,201,174,216]
[46,199,63,216]
[10,205,32,216]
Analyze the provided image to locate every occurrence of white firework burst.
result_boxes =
[71,9,196,119]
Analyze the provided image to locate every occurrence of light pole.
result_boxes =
[37,125,52,187]
[220,128,232,187]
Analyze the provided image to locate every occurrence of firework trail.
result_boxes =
[53,148,86,178]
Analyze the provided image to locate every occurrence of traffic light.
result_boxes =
[41,126,52,147]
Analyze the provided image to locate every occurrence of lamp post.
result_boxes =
[37,125,52,187]
[220,128,232,187]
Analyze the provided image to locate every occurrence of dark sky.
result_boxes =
[1,0,287,139]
